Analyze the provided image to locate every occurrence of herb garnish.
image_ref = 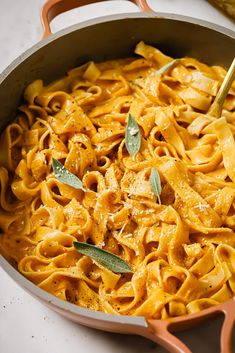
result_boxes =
[73,241,133,273]
[155,59,179,76]
[150,167,162,204]
[52,158,84,191]
[125,113,141,160]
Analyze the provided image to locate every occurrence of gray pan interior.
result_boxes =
[0,12,235,332]
[0,12,234,131]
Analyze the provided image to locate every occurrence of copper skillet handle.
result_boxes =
[145,319,193,353]
[144,298,235,353]
[220,299,235,353]
[41,0,152,38]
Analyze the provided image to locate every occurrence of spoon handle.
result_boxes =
[208,58,235,118]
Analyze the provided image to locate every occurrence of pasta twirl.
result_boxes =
[0,42,235,319]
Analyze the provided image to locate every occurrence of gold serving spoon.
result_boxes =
[208,57,235,118]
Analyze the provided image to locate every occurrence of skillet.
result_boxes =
[0,1,234,352]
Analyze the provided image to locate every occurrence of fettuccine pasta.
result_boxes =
[0,42,235,319]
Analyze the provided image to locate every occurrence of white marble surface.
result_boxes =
[0,1,234,353]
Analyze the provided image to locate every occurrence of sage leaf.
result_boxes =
[52,158,84,191]
[155,59,179,76]
[125,113,141,160]
[150,167,162,204]
[74,241,133,273]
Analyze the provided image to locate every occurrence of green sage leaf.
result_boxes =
[155,59,179,76]
[52,158,84,190]
[74,241,133,273]
[125,113,141,160]
[150,167,162,204]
